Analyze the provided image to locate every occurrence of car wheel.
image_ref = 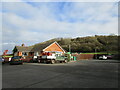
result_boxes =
[60,61,62,63]
[51,60,55,64]
[38,60,41,63]
[64,60,67,63]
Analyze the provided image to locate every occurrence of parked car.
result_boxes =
[37,54,68,64]
[0,57,5,64]
[99,55,107,60]
[113,54,119,60]
[10,56,23,65]
[106,55,114,59]
[21,56,33,62]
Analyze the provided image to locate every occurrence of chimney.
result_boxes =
[21,44,25,47]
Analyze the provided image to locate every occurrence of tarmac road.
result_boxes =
[2,60,119,88]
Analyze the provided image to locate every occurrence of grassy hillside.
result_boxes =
[31,35,118,54]
[40,35,118,54]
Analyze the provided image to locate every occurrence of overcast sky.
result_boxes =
[1,0,118,54]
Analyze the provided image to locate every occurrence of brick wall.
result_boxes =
[72,54,94,60]
[18,52,22,56]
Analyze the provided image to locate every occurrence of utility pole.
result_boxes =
[69,44,71,53]
[95,47,97,59]
[104,36,108,54]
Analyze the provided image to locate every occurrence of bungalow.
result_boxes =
[12,41,66,58]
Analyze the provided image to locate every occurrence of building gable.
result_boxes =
[43,42,65,53]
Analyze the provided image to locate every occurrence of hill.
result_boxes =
[32,35,119,54]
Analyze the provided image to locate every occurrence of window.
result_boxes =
[22,52,27,56]
[34,52,38,56]
[29,52,33,56]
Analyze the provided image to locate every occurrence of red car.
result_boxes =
[21,56,33,62]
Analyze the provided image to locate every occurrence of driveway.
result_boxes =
[2,60,119,88]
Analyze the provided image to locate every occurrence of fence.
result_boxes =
[72,54,95,60]
[72,53,119,60]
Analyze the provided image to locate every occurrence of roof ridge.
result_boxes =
[13,41,61,52]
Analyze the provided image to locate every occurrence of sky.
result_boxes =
[0,0,119,54]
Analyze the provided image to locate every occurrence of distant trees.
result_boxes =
[62,35,118,53]
[59,38,71,45]
[45,35,118,53]
[96,35,118,53]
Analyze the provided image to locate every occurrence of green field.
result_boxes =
[71,52,118,55]
[74,51,118,55]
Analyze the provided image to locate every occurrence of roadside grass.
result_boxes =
[80,52,108,54]
[75,51,118,55]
